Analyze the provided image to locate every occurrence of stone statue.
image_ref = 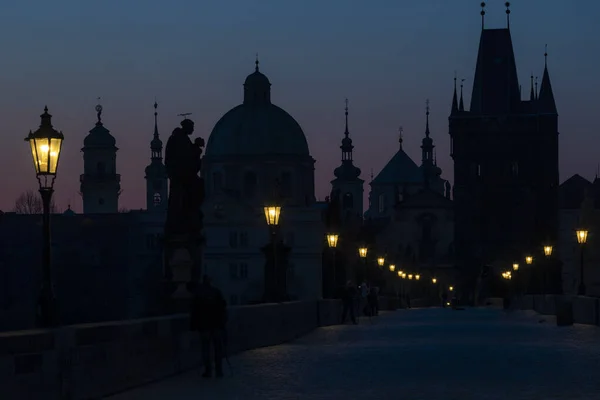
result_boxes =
[164,118,205,236]
[163,118,206,304]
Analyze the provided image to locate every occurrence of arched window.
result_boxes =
[243,171,257,198]
[343,192,353,209]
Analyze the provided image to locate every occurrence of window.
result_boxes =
[239,263,248,280]
[243,172,257,198]
[239,231,248,247]
[213,171,223,192]
[229,263,238,280]
[229,294,238,305]
[378,194,385,213]
[153,192,162,205]
[229,232,238,248]
[511,161,519,177]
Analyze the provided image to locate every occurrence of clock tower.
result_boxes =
[145,102,168,212]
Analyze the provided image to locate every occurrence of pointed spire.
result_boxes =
[480,2,486,30]
[538,45,557,114]
[459,79,465,111]
[535,76,539,100]
[425,99,430,137]
[398,126,404,150]
[255,53,259,72]
[505,2,511,29]
[451,73,458,114]
[530,74,535,101]
[153,100,159,138]
[344,98,349,136]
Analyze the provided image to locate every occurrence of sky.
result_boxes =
[0,0,598,213]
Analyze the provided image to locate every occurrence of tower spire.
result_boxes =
[255,53,259,72]
[480,2,486,30]
[398,126,404,150]
[153,100,159,138]
[530,74,535,101]
[451,73,458,114]
[95,97,103,125]
[535,76,539,100]
[459,79,465,111]
[344,98,349,136]
[538,45,557,114]
[425,99,430,137]
[505,2,511,29]
[544,44,548,68]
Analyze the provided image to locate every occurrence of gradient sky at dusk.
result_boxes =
[1,0,598,212]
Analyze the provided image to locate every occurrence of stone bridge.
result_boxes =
[2,296,600,399]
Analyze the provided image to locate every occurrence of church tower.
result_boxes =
[449,3,559,274]
[80,102,121,214]
[331,99,364,222]
[420,99,442,189]
[144,102,168,212]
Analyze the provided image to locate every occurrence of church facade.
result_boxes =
[201,61,324,304]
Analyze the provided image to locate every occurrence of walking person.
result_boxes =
[190,275,227,378]
[341,281,357,324]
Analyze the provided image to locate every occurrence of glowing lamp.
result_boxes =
[264,205,281,226]
[512,263,519,271]
[525,256,533,265]
[326,233,339,248]
[358,247,368,258]
[389,264,396,272]
[576,230,589,244]
[432,278,437,284]
[449,286,454,291]
[377,257,385,266]
[25,106,64,190]
[408,274,413,280]
[415,274,420,280]
[543,245,553,256]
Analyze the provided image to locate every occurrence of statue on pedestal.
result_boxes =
[163,117,205,305]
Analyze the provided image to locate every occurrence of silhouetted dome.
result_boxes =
[84,123,116,148]
[63,205,76,216]
[334,163,361,180]
[205,64,309,157]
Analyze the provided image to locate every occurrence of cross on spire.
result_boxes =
[255,53,259,71]
[344,98,349,135]
[398,126,404,149]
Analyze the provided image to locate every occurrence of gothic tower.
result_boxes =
[80,102,121,213]
[144,102,168,212]
[331,99,364,222]
[449,4,559,275]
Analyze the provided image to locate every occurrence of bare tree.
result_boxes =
[14,190,57,214]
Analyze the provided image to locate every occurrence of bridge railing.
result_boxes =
[515,295,600,326]
[0,299,342,400]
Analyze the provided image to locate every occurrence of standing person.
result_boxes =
[341,281,357,324]
[190,275,227,378]
[368,287,378,316]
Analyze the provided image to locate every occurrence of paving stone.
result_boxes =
[107,308,600,400]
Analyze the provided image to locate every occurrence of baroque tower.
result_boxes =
[331,99,364,222]
[80,102,121,213]
[449,4,558,276]
[144,102,168,212]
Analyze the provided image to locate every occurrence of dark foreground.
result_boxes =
[108,307,600,399]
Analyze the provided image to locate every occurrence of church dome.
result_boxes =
[84,122,116,148]
[205,62,310,157]
[334,163,361,180]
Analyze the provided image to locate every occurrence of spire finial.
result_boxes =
[344,98,349,135]
[398,126,404,150]
[535,76,539,100]
[95,97,103,124]
[544,44,548,67]
[153,100,159,138]
[44,105,48,113]
[505,2,511,28]
[480,2,486,30]
[255,53,259,72]
[425,99,430,137]
[459,79,465,111]
[530,73,535,101]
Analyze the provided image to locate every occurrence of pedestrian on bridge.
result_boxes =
[190,275,228,378]
[341,281,357,324]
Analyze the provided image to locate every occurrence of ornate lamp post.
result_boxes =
[264,204,283,301]
[326,233,339,297]
[576,229,589,295]
[25,106,64,328]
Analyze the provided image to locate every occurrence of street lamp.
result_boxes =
[449,286,454,291]
[358,246,368,282]
[543,245,553,256]
[512,263,519,271]
[415,274,420,280]
[397,270,401,277]
[377,257,385,267]
[25,106,64,328]
[576,229,589,295]
[408,274,413,280]
[525,256,533,265]
[389,264,395,272]
[432,278,437,284]
[326,233,339,298]
[264,203,283,302]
